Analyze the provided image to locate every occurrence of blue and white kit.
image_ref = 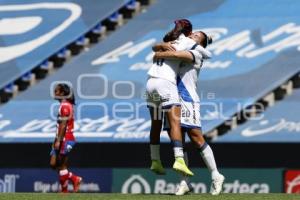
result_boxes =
[146,34,197,109]
[165,45,212,129]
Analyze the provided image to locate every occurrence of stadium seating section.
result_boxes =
[0,0,299,143]
[214,88,300,142]
[0,0,131,89]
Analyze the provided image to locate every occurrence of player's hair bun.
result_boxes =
[207,35,213,45]
[163,19,192,42]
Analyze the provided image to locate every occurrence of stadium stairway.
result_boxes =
[205,72,300,141]
[0,0,150,103]
[213,82,300,143]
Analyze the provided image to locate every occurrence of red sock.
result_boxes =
[59,169,69,193]
[68,172,78,183]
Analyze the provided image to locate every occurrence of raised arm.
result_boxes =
[154,50,195,63]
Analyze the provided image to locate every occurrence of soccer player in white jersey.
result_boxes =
[146,20,197,176]
[153,31,225,196]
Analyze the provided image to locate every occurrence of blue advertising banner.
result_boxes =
[0,168,112,193]
[0,168,285,193]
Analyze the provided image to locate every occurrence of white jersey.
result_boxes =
[147,34,197,84]
[177,45,212,103]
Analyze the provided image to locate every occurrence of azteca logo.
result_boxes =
[121,175,151,194]
[286,174,300,194]
[0,174,19,193]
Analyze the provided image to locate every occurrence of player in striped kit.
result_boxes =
[153,31,225,196]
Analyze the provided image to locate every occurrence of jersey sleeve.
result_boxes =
[195,45,212,59]
[176,35,197,51]
[59,103,72,118]
[188,50,203,69]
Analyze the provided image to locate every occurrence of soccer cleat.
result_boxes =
[210,174,225,195]
[150,160,166,175]
[61,186,68,193]
[73,176,82,193]
[59,175,69,193]
[175,180,193,195]
[173,157,194,176]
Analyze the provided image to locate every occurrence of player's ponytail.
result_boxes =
[163,19,192,42]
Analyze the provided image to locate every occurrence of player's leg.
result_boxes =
[50,143,69,192]
[148,106,165,175]
[147,78,193,176]
[178,100,224,195]
[146,78,165,175]
[183,101,223,181]
[50,142,58,170]
[68,170,82,193]
[59,155,82,193]
[50,143,69,193]
[159,79,193,176]
[175,129,194,195]
[166,105,193,176]
[50,154,57,170]
[57,141,82,193]
[65,141,82,193]
[56,154,69,193]
[187,128,225,195]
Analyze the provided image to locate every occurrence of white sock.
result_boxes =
[174,147,184,158]
[200,145,220,180]
[59,169,68,176]
[150,144,160,160]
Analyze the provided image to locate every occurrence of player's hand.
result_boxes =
[160,42,176,51]
[153,52,163,61]
[54,140,61,150]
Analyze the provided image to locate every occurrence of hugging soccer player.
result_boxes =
[49,83,82,193]
[149,19,225,196]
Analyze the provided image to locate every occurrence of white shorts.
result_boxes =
[146,77,180,109]
[164,99,201,130]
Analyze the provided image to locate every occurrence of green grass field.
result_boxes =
[0,193,300,200]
